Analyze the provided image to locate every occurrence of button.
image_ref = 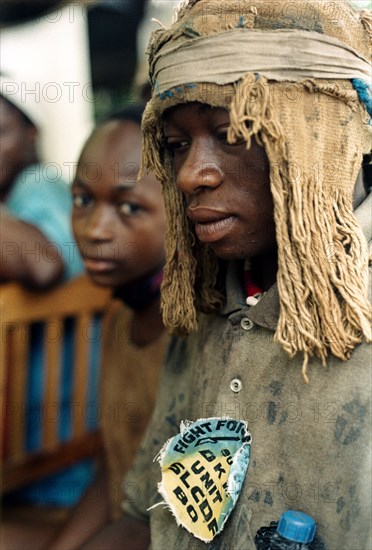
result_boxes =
[230,378,243,393]
[240,317,254,330]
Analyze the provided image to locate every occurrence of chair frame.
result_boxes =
[0,275,111,494]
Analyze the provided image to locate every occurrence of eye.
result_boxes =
[72,192,93,208]
[118,202,142,216]
[216,128,229,143]
[164,138,190,155]
[216,127,246,147]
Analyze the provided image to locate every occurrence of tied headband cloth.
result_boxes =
[152,28,371,105]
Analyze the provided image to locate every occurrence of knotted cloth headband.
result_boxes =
[152,28,371,93]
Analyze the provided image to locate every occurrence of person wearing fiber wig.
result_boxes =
[81,1,371,549]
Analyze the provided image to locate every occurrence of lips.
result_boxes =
[83,256,118,273]
[187,207,237,243]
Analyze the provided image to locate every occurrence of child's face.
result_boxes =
[72,120,166,288]
[163,102,276,260]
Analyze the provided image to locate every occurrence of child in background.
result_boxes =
[1,75,95,531]
[80,1,371,549]
[46,104,168,549]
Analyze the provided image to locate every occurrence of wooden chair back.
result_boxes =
[0,275,111,494]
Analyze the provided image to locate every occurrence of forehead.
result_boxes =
[164,102,214,117]
[76,120,163,197]
[79,120,142,167]
[163,102,230,129]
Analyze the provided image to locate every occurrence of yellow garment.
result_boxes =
[100,301,169,518]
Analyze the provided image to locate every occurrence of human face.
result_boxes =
[72,120,166,288]
[0,96,37,199]
[163,103,276,261]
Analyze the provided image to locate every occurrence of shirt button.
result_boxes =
[230,378,243,393]
[241,317,254,331]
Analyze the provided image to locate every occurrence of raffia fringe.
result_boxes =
[141,76,371,379]
[266,82,371,382]
[140,1,372,378]
[227,75,371,382]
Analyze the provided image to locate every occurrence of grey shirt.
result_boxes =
[123,261,371,550]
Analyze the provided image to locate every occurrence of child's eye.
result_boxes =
[119,202,142,216]
[73,193,92,208]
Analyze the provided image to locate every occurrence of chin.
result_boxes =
[86,270,117,288]
[209,243,252,261]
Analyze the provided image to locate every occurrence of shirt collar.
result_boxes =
[220,260,279,332]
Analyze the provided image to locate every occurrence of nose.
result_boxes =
[84,204,115,242]
[176,140,223,196]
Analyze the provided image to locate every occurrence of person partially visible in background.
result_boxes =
[0,76,97,522]
[0,77,83,286]
[47,104,169,549]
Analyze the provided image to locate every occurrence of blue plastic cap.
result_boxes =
[277,510,316,543]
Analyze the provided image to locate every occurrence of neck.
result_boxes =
[114,269,163,311]
[130,296,165,347]
[250,249,278,291]
[114,269,165,346]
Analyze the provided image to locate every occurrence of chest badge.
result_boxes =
[155,417,252,542]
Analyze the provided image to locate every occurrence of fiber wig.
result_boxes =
[141,0,371,378]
